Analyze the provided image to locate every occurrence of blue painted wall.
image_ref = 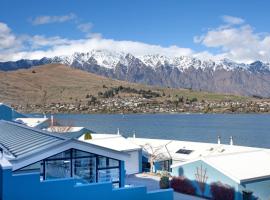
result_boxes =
[0,105,13,121]
[172,160,239,199]
[0,104,25,121]
[171,160,270,200]
[0,166,173,200]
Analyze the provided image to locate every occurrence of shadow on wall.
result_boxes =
[170,175,258,200]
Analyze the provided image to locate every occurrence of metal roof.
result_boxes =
[0,120,67,159]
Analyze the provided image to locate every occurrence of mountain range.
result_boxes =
[1,50,270,97]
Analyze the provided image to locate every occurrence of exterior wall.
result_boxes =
[0,105,12,121]
[0,166,173,200]
[243,179,270,200]
[125,150,140,175]
[0,104,25,121]
[171,160,241,200]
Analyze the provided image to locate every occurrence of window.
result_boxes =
[48,149,71,160]
[16,161,41,172]
[15,148,121,188]
[176,149,193,154]
[98,168,119,182]
[73,149,94,158]
[73,157,96,183]
[45,159,71,179]
[108,159,119,167]
[98,156,107,168]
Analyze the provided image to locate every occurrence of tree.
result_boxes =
[141,141,172,173]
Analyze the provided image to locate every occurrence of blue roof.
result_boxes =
[0,120,67,159]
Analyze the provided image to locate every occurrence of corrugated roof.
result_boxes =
[0,120,67,159]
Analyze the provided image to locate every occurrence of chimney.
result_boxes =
[133,131,136,138]
[217,136,221,145]
[230,136,234,145]
[51,115,54,127]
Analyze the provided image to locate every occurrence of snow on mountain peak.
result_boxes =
[51,49,270,72]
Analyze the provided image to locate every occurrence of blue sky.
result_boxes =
[0,0,270,63]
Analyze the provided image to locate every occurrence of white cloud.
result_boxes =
[0,21,193,61]
[0,22,21,49]
[77,22,93,33]
[2,37,193,61]
[222,15,245,25]
[2,15,270,64]
[194,17,270,63]
[31,13,76,25]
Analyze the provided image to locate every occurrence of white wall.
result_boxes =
[125,150,140,175]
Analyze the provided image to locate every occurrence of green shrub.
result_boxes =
[84,132,92,140]
[160,175,170,189]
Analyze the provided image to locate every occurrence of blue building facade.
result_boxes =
[0,120,173,200]
[0,161,173,200]
[171,159,270,200]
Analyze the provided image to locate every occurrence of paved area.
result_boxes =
[125,173,206,200]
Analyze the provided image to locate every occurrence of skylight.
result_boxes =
[176,149,193,155]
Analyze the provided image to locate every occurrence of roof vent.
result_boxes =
[50,115,54,126]
[218,136,221,145]
[117,128,120,135]
[133,131,136,138]
[230,136,234,146]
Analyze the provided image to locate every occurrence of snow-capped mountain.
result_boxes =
[1,50,270,97]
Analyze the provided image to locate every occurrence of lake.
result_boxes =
[30,113,270,148]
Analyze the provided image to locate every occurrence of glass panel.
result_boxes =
[98,168,119,182]
[47,149,71,160]
[73,149,94,158]
[45,159,71,179]
[18,161,41,172]
[108,159,119,167]
[98,156,107,168]
[112,183,120,188]
[73,157,96,183]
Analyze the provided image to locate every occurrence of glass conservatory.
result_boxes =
[15,149,122,187]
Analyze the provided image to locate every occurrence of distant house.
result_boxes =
[171,150,270,200]
[46,126,93,139]
[0,120,173,200]
[0,103,50,129]
[14,117,49,129]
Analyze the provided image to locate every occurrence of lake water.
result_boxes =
[31,113,270,149]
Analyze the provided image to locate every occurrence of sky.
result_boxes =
[0,0,270,63]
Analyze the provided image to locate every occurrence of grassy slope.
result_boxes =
[0,64,249,105]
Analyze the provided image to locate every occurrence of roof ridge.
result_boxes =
[204,148,265,159]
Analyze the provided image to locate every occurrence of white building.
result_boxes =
[127,137,268,172]
[171,150,270,200]
[14,117,49,129]
[79,133,142,175]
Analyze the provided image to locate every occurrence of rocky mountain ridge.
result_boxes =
[1,50,270,97]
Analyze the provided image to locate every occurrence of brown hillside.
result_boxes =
[0,64,249,106]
